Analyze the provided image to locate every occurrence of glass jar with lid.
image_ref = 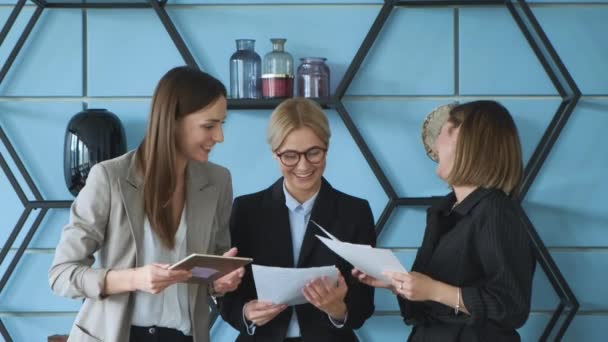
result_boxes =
[262,38,294,98]
[229,39,261,99]
[296,57,330,98]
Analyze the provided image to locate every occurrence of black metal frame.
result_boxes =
[0,0,579,341]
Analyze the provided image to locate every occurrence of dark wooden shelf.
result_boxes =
[227,97,337,110]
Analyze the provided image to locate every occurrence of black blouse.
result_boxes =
[400,187,536,342]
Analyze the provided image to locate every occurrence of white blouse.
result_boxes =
[131,208,191,335]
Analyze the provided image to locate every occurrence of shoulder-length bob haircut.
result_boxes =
[267,98,331,152]
[446,100,523,195]
[137,66,226,249]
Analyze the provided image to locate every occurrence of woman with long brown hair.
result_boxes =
[50,66,243,342]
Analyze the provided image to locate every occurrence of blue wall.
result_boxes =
[0,1,607,341]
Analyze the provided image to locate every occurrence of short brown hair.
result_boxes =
[267,98,331,151]
[446,100,523,194]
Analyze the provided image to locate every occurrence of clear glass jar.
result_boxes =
[229,39,261,99]
[296,57,330,98]
[262,38,294,98]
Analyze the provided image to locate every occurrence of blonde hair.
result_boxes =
[267,98,331,151]
[446,100,523,195]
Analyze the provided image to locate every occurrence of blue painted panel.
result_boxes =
[0,206,37,259]
[211,319,239,341]
[519,313,551,341]
[357,315,411,341]
[563,314,608,342]
[3,315,76,342]
[0,9,82,96]
[167,6,377,97]
[0,146,26,249]
[347,8,454,96]
[377,207,427,248]
[0,101,87,200]
[14,209,70,249]
[535,8,608,95]
[0,252,82,312]
[552,251,608,311]
[526,100,608,247]
[345,98,556,197]
[209,110,281,198]
[87,9,184,96]
[459,8,555,95]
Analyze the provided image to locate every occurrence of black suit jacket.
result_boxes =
[219,178,376,342]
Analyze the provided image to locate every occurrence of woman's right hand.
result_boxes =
[352,268,394,290]
[131,263,191,294]
[243,300,288,326]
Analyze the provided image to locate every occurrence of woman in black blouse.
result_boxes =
[354,100,535,341]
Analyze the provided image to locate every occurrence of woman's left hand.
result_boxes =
[212,247,245,295]
[384,271,438,302]
[302,271,348,321]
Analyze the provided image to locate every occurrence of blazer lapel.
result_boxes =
[296,178,336,267]
[119,152,145,267]
[265,179,295,268]
[185,162,218,316]
[185,162,216,256]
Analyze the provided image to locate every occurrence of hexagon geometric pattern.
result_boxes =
[0,0,579,341]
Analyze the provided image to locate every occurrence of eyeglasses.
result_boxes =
[275,146,327,167]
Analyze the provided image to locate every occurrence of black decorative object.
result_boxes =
[64,109,126,196]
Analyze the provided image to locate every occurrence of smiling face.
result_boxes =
[275,126,327,203]
[175,96,227,163]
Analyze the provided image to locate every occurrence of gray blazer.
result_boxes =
[49,150,233,342]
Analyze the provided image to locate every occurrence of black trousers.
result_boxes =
[130,325,193,342]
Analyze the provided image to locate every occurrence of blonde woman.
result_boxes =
[220,98,376,342]
[50,66,244,342]
[354,101,535,342]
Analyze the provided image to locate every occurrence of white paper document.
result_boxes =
[252,265,339,306]
[316,235,407,282]
[310,220,340,241]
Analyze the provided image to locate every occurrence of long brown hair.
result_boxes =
[446,100,523,195]
[136,66,226,249]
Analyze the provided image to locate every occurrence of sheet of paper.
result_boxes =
[316,235,407,282]
[252,265,339,306]
[310,220,339,241]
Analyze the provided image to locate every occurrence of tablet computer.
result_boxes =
[169,253,253,283]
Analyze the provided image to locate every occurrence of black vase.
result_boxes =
[64,109,126,196]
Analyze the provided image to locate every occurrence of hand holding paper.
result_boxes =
[311,220,407,283]
[302,272,348,320]
[244,300,288,326]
